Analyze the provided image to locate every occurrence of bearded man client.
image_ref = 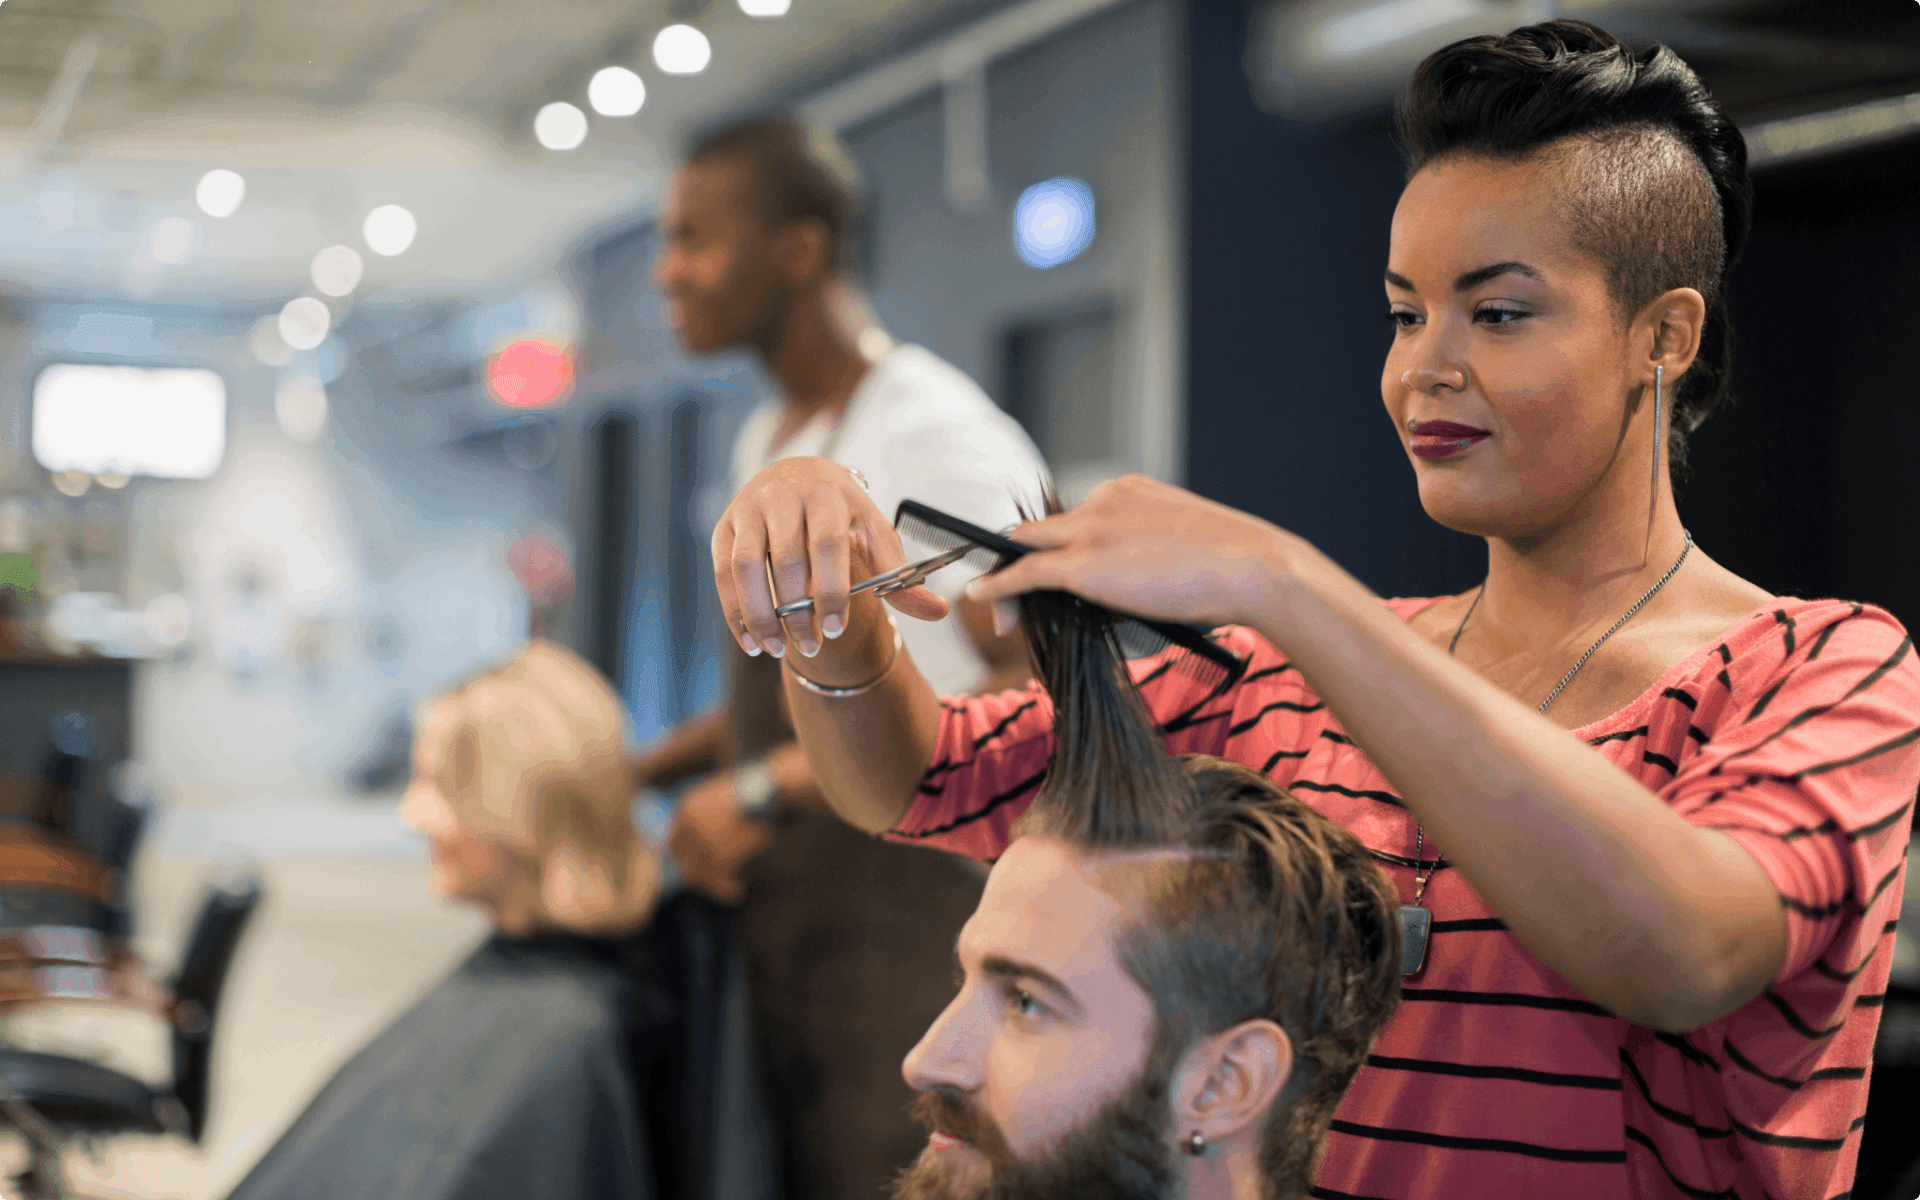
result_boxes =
[640,116,1048,1200]
[893,573,1400,1200]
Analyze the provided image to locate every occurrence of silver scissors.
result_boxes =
[772,544,975,620]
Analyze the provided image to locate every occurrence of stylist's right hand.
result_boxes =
[714,457,948,661]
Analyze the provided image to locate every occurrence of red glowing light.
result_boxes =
[486,340,574,408]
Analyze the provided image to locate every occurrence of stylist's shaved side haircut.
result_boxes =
[1011,586,1403,1197]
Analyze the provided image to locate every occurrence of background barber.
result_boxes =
[638,115,1049,1200]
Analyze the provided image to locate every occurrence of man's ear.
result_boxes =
[775,216,831,287]
[1174,1019,1292,1147]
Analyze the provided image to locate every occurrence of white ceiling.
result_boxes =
[0,0,987,305]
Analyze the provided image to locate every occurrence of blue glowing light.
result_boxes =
[1013,177,1095,269]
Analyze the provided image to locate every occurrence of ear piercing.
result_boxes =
[1185,1130,1207,1157]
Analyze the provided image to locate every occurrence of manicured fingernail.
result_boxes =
[740,633,762,657]
[965,579,984,600]
[799,637,821,658]
[822,614,844,639]
[763,636,786,659]
[992,600,1017,638]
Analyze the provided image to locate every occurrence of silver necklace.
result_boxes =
[1398,530,1695,975]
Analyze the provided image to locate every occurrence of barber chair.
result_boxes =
[0,712,263,1198]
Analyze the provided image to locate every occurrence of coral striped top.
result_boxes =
[886,597,1919,1200]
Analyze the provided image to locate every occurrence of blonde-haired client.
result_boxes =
[403,640,661,937]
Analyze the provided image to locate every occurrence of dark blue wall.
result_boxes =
[1183,2,1484,600]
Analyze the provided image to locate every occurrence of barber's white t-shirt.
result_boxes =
[730,344,1049,694]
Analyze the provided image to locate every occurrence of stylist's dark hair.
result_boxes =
[1394,19,1751,474]
[688,115,866,275]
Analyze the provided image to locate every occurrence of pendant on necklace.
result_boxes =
[1397,904,1431,975]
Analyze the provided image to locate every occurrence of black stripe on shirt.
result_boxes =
[1623,1127,1741,1200]
[1776,609,1799,658]
[972,698,1040,751]
[1330,1119,1625,1163]
[1653,1030,1720,1071]
[1259,747,1311,774]
[1706,818,1838,844]
[1228,698,1326,737]
[1620,1049,1732,1138]
[1846,798,1915,841]
[1812,937,1881,985]
[1805,605,1865,663]
[1728,1112,1851,1152]
[1750,678,1789,722]
[1664,686,1700,710]
[1400,988,1614,1018]
[1288,778,1406,810]
[1793,722,1920,780]
[1308,1188,1399,1200]
[1724,1037,1867,1090]
[1132,656,1178,690]
[1762,989,1847,1040]
[892,768,1045,840]
[1717,635,1915,774]
[1367,1053,1619,1090]
[1238,661,1300,687]
[1779,860,1904,921]
[1590,726,1650,747]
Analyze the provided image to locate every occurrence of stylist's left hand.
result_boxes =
[965,475,1287,628]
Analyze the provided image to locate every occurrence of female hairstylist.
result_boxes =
[711,21,1919,1200]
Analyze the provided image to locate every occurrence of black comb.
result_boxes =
[894,498,1248,702]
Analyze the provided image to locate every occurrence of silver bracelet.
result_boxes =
[785,620,902,698]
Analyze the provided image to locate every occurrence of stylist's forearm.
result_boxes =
[1246,534,1784,1029]
[784,594,944,834]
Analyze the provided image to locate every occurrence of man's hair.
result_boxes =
[688,115,866,274]
[414,641,655,936]
[1394,19,1752,475]
[1012,591,1401,1198]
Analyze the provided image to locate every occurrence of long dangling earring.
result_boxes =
[1645,364,1664,559]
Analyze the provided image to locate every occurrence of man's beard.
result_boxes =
[893,1065,1181,1200]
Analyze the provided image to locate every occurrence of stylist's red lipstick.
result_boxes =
[1408,419,1490,459]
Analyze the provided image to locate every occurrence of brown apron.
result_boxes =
[726,643,982,1200]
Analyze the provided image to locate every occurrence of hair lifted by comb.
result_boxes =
[1013,488,1196,844]
[1008,541,1400,1199]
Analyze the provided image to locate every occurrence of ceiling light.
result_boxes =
[278,297,331,352]
[653,25,711,75]
[739,0,791,14]
[275,375,329,444]
[147,217,199,265]
[250,315,293,367]
[362,205,417,257]
[311,245,364,297]
[195,169,246,219]
[588,67,646,117]
[535,102,590,150]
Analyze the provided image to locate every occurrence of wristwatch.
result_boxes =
[733,758,782,824]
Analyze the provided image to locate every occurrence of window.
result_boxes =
[32,363,226,480]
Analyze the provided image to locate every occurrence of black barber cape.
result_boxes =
[228,893,769,1200]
